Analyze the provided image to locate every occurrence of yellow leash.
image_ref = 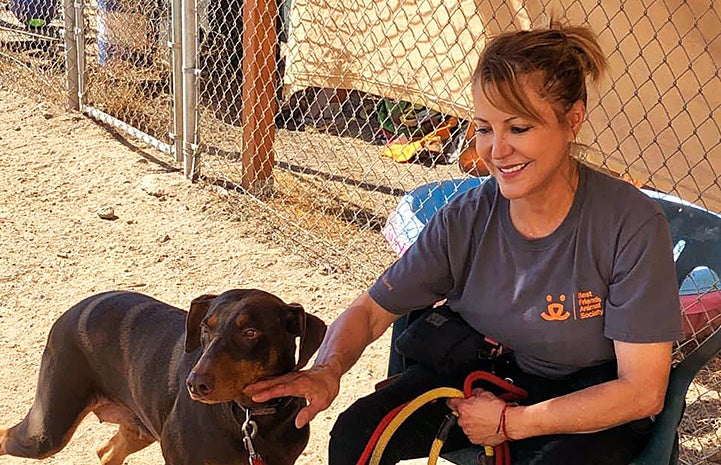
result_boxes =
[368,387,495,465]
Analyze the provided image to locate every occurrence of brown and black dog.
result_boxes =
[0,289,327,465]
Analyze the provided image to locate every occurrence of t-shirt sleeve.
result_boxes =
[368,208,455,314]
[604,212,684,342]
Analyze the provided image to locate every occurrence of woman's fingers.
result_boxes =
[448,394,507,446]
[446,387,492,410]
[244,367,340,428]
[295,399,326,428]
[244,372,306,402]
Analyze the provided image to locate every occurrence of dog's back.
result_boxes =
[67,292,191,433]
[1,291,187,458]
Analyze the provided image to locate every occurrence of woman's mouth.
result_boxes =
[497,162,530,174]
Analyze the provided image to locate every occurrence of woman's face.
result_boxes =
[472,81,585,204]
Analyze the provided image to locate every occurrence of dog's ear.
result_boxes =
[185,294,218,353]
[286,303,327,370]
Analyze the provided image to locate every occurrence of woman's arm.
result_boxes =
[507,340,672,438]
[244,292,399,428]
[449,340,672,445]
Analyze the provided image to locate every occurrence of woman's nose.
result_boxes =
[491,134,511,159]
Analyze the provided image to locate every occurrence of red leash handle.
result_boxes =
[462,371,528,465]
[462,370,528,401]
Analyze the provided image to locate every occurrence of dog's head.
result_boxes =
[184,289,327,405]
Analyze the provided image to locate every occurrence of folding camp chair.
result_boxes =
[385,186,721,465]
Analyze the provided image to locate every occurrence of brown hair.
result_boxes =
[472,20,608,123]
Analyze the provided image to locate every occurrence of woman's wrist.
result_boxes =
[313,357,345,381]
[496,403,518,441]
[503,404,528,441]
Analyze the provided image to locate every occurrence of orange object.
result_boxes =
[458,123,490,176]
[382,117,458,163]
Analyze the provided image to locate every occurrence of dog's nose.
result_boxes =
[186,372,215,397]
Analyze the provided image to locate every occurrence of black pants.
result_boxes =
[329,359,651,465]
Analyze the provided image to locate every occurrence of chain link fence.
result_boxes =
[0,0,65,101]
[1,0,720,462]
[195,2,721,459]
[78,0,178,156]
[83,0,173,144]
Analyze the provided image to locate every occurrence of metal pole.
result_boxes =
[181,0,199,179]
[63,0,79,110]
[74,0,86,109]
[83,107,175,153]
[170,0,184,162]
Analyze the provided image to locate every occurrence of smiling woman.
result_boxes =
[243,19,684,465]
[469,24,607,240]
[470,88,584,239]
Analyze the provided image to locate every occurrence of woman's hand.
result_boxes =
[244,363,341,429]
[245,292,400,430]
[447,388,508,446]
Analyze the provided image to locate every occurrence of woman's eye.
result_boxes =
[474,126,491,136]
[510,125,531,134]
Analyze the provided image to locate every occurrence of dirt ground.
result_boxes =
[0,86,410,465]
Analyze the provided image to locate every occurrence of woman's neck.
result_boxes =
[509,159,580,239]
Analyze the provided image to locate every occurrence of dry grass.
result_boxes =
[0,18,65,103]
[680,357,721,464]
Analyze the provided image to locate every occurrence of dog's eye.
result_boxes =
[243,328,260,339]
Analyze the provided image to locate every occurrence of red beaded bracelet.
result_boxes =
[496,403,516,442]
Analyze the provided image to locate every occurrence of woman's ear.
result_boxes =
[566,100,586,141]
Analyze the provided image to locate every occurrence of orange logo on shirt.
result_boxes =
[577,290,604,319]
[541,294,571,321]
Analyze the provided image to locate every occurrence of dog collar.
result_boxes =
[234,396,294,417]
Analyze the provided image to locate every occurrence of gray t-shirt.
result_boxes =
[370,164,684,378]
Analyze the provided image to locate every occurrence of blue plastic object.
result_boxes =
[679,267,720,296]
[382,177,484,256]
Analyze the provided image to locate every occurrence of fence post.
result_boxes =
[181,0,199,179]
[63,0,79,110]
[73,0,86,109]
[240,0,277,192]
[171,0,184,162]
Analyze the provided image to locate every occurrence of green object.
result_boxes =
[376,99,416,137]
[27,18,46,27]
[376,99,444,140]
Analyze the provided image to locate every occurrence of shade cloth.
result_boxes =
[283,0,720,212]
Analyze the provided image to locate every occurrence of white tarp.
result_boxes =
[283,0,720,212]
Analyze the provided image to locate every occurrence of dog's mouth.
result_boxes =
[186,381,281,406]
[186,368,292,406]
[186,379,253,405]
